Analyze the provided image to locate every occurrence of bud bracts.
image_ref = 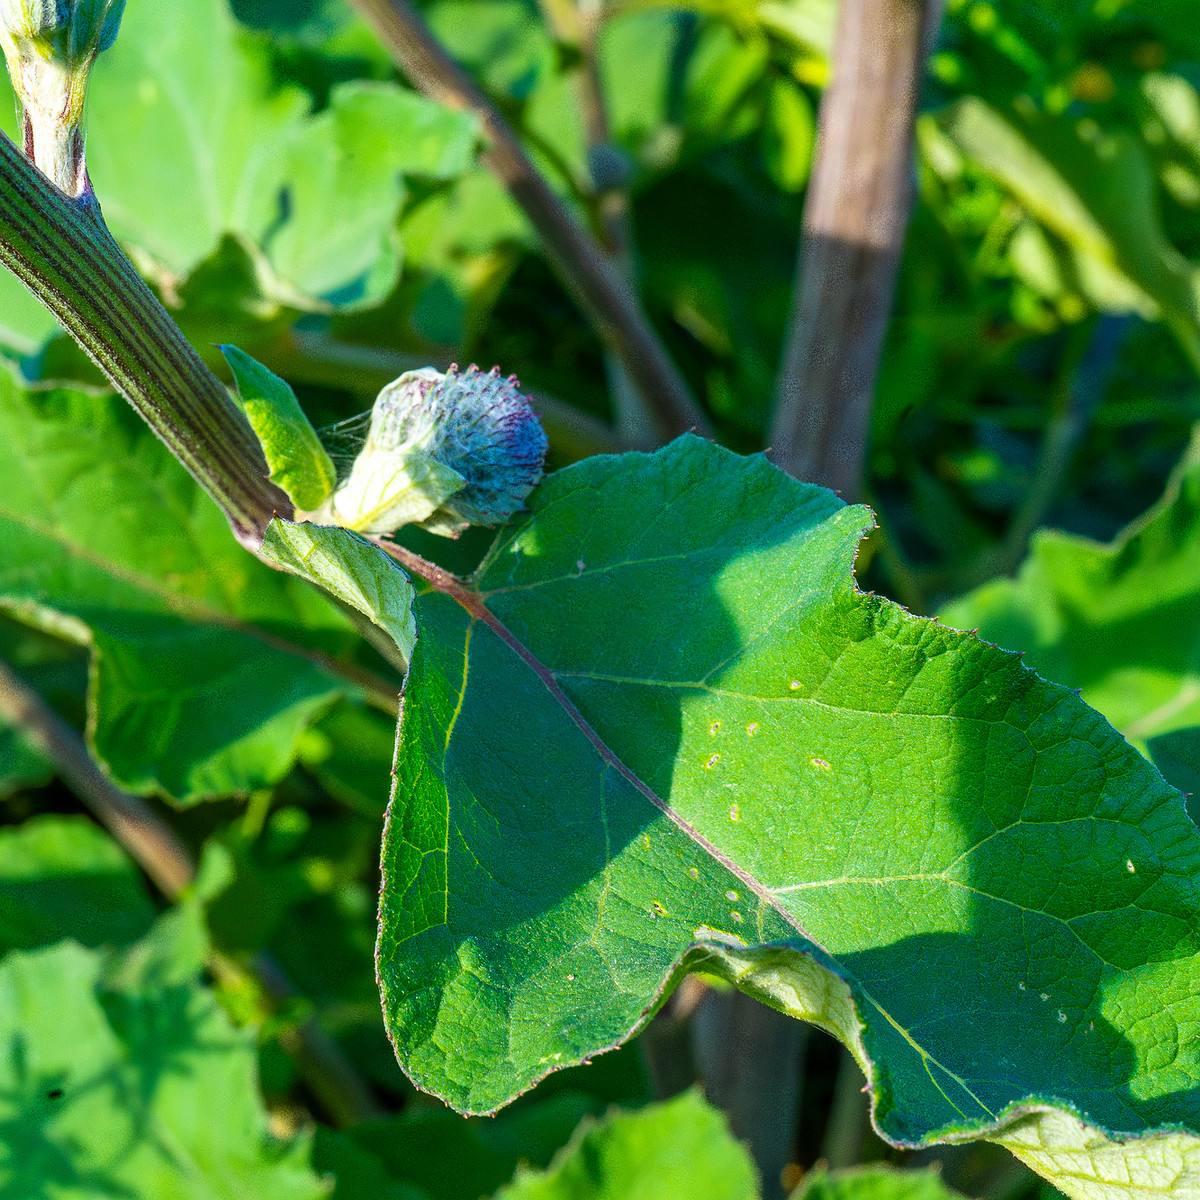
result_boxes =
[324,365,548,537]
[0,0,124,57]
[0,0,125,194]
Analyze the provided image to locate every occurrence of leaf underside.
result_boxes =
[377,437,1200,1199]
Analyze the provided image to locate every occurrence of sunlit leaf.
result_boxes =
[0,931,328,1199]
[495,1091,758,1200]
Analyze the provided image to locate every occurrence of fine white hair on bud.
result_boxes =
[323,364,548,538]
[0,0,125,194]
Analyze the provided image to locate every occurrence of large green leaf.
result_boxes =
[941,426,1200,822]
[0,931,328,1199]
[494,1090,758,1200]
[0,366,377,803]
[937,97,1200,367]
[376,437,1200,1199]
[0,815,156,953]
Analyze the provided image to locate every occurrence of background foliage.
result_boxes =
[3,0,1200,1197]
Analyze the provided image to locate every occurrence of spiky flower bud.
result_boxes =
[0,0,125,194]
[323,364,548,538]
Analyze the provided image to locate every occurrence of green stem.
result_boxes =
[0,133,290,548]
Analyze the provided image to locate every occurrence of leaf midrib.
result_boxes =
[379,538,817,944]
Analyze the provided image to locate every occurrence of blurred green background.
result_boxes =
[3,0,1200,1198]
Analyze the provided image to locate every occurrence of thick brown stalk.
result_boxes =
[692,990,808,1200]
[0,655,380,1126]
[346,0,712,441]
[770,0,943,497]
[0,133,290,547]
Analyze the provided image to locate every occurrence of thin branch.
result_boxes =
[537,0,661,448]
[992,314,1131,577]
[770,0,943,497]
[345,0,712,441]
[0,133,290,548]
[0,654,382,1125]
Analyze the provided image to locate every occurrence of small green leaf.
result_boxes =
[0,933,329,1200]
[222,344,336,511]
[0,814,155,953]
[790,1166,966,1200]
[259,520,416,666]
[494,1091,758,1200]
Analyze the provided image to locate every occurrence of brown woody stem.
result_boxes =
[346,0,712,441]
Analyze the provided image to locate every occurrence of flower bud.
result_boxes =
[324,364,548,537]
[0,0,125,194]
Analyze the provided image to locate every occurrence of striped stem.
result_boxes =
[0,131,291,547]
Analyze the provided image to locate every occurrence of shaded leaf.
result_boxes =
[0,367,368,803]
[0,932,328,1200]
[0,815,155,954]
[377,437,1200,1200]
